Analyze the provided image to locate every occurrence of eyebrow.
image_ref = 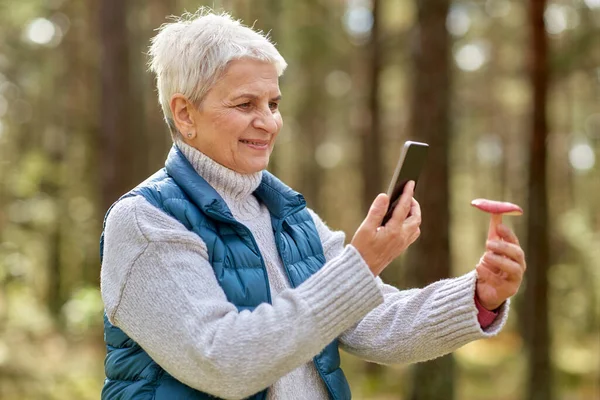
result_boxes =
[231,93,282,102]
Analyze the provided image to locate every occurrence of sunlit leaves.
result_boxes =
[62,287,104,335]
[454,42,489,71]
[343,0,373,42]
[569,142,595,172]
[447,5,471,37]
[25,18,55,45]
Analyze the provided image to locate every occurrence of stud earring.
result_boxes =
[187,133,193,138]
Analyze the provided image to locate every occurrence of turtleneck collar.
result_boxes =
[176,140,263,218]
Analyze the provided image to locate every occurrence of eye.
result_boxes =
[237,102,251,110]
[269,102,279,111]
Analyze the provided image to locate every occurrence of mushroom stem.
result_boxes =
[488,213,502,240]
[471,198,523,241]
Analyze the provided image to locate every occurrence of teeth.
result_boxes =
[241,140,265,146]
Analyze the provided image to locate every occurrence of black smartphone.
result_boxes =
[381,141,429,225]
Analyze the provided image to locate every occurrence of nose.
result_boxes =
[252,108,279,134]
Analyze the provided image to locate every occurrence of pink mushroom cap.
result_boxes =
[471,199,523,216]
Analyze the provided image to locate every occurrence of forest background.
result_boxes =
[0,0,598,399]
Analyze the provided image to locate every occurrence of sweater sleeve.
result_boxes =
[339,273,510,364]
[307,208,509,365]
[100,196,383,400]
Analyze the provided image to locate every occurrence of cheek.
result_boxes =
[211,111,247,142]
[275,114,283,132]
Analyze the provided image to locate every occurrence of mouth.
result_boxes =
[239,139,270,150]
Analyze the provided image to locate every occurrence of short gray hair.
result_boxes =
[148,9,287,139]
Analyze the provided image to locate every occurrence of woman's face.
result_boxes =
[180,59,282,174]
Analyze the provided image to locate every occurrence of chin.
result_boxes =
[237,158,269,174]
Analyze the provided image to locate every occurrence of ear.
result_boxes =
[170,94,197,139]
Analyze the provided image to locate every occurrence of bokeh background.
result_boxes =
[0,0,599,399]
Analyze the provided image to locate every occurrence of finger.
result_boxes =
[408,227,421,244]
[362,193,390,230]
[404,180,416,196]
[496,224,520,246]
[386,181,415,229]
[404,198,421,226]
[404,214,421,232]
[477,252,502,274]
[487,240,525,266]
[479,252,523,280]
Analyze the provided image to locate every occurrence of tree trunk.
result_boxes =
[523,0,552,399]
[47,199,64,319]
[361,0,383,213]
[144,0,174,169]
[360,0,385,380]
[406,0,453,399]
[99,0,135,213]
[296,0,328,210]
[263,0,283,176]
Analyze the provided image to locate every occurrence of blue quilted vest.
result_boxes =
[100,146,351,400]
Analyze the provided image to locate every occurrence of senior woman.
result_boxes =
[100,10,526,400]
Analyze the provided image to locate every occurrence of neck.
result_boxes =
[176,141,263,218]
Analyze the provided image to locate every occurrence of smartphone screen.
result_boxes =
[381,141,429,225]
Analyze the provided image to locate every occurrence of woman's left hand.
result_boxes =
[475,224,526,311]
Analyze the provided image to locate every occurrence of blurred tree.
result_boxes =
[361,0,383,213]
[360,0,385,382]
[262,0,283,176]
[295,0,330,210]
[99,0,136,213]
[142,0,176,170]
[44,47,68,320]
[405,0,453,399]
[522,0,552,399]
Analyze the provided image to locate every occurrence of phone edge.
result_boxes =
[386,141,412,197]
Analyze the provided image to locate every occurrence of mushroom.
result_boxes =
[471,199,523,240]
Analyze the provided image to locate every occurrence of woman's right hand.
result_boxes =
[351,181,422,276]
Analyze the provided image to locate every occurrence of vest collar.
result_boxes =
[165,145,306,222]
[255,171,306,220]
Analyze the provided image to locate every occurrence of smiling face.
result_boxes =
[170,59,283,174]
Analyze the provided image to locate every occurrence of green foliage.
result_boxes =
[62,286,104,335]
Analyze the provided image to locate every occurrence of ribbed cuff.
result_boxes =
[296,245,384,341]
[475,295,499,329]
[422,271,508,349]
[481,298,510,336]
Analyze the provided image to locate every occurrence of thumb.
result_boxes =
[363,193,389,230]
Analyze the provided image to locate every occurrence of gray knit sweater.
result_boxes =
[100,141,509,400]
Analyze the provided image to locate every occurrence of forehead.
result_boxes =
[213,59,280,97]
